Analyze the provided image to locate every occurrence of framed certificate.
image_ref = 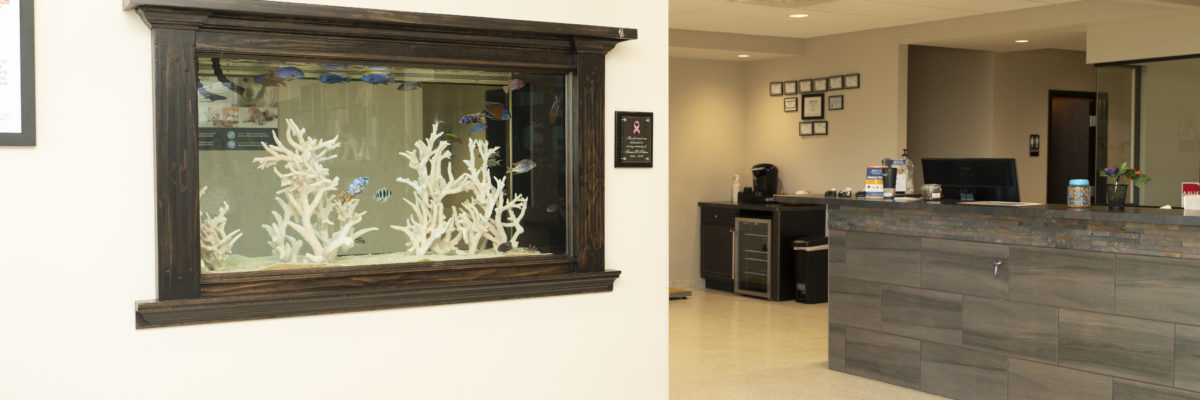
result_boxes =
[799,121,813,136]
[0,0,35,146]
[798,79,813,93]
[828,75,843,90]
[814,121,828,135]
[801,93,824,120]
[783,97,798,112]
[769,81,783,96]
[782,80,797,95]
[844,73,860,89]
[813,77,828,92]
[828,95,844,110]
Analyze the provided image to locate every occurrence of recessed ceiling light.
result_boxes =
[1015,39,1030,43]
[789,13,809,18]
[737,54,750,58]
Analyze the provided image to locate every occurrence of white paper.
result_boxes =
[0,1,23,133]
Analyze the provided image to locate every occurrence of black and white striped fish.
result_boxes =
[373,187,393,203]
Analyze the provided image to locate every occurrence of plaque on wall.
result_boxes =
[0,0,34,146]
[616,111,653,167]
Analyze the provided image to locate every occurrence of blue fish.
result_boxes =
[469,124,488,134]
[396,81,422,91]
[507,159,537,174]
[460,113,487,125]
[319,73,351,84]
[197,85,227,101]
[273,66,304,80]
[360,73,394,85]
[482,101,510,120]
[338,176,370,204]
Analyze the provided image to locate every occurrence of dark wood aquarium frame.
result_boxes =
[125,0,634,328]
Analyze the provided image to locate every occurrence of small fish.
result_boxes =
[273,66,304,80]
[548,95,561,121]
[497,242,512,252]
[354,237,366,244]
[396,81,422,91]
[442,133,463,144]
[373,187,393,203]
[338,176,370,204]
[546,203,560,213]
[469,124,488,134]
[502,79,525,93]
[482,101,511,120]
[487,152,501,167]
[507,159,537,175]
[460,113,487,125]
[319,73,351,84]
[360,73,394,85]
[197,85,227,101]
[254,72,288,87]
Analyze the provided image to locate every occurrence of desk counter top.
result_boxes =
[773,195,1200,227]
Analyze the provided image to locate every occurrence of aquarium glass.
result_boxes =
[196,57,568,273]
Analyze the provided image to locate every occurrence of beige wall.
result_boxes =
[668,58,746,288]
[992,49,1096,203]
[742,32,908,195]
[907,46,995,189]
[1087,9,1200,64]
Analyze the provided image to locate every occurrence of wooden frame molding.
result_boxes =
[126,0,633,328]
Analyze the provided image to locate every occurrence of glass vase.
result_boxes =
[1106,183,1129,211]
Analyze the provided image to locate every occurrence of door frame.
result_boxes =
[1046,90,1098,204]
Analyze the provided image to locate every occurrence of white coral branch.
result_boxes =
[254,119,375,263]
[392,120,469,255]
[199,186,243,271]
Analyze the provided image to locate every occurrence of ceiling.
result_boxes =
[670,0,1200,60]
[670,0,1082,39]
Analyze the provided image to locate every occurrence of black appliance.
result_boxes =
[792,236,828,304]
[921,158,1020,202]
[739,164,779,203]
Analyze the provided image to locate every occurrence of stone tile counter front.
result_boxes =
[775,195,1200,400]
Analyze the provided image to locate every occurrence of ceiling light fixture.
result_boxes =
[789,13,809,18]
[737,54,750,58]
[1015,39,1030,43]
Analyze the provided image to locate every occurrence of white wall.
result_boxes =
[0,1,668,399]
[668,58,746,289]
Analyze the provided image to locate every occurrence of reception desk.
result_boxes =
[775,195,1200,400]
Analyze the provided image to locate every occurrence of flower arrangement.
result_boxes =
[1099,162,1151,187]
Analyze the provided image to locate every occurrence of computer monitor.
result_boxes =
[921,158,1020,202]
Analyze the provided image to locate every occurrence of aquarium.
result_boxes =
[196,57,568,273]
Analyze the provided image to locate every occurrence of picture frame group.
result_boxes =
[771,72,859,96]
[799,120,828,136]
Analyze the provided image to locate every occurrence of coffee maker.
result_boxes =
[739,163,779,203]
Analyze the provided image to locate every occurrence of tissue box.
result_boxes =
[1185,182,1200,210]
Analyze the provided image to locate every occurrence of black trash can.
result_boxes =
[793,236,829,304]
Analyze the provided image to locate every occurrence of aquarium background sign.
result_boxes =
[615,111,652,168]
[0,0,35,146]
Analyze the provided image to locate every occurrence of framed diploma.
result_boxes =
[828,95,844,110]
[799,121,813,136]
[844,73,860,89]
[813,77,828,92]
[0,0,34,146]
[799,79,813,93]
[782,80,797,95]
[801,93,824,120]
[783,97,798,112]
[814,121,828,135]
[769,81,783,96]
[828,75,843,90]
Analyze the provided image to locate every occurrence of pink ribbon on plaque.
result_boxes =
[633,121,641,134]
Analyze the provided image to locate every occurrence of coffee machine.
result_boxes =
[739,163,779,203]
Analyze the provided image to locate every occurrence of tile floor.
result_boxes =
[670,289,945,399]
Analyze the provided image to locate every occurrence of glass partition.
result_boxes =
[1098,56,1200,207]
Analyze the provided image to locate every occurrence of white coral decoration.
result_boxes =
[392,120,469,255]
[199,186,243,271]
[453,139,528,254]
[253,119,378,263]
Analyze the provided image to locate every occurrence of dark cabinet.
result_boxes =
[699,206,735,292]
[698,202,825,300]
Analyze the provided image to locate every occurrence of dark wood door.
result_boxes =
[700,223,733,281]
[1047,92,1096,204]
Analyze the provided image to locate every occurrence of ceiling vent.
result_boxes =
[728,0,838,9]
